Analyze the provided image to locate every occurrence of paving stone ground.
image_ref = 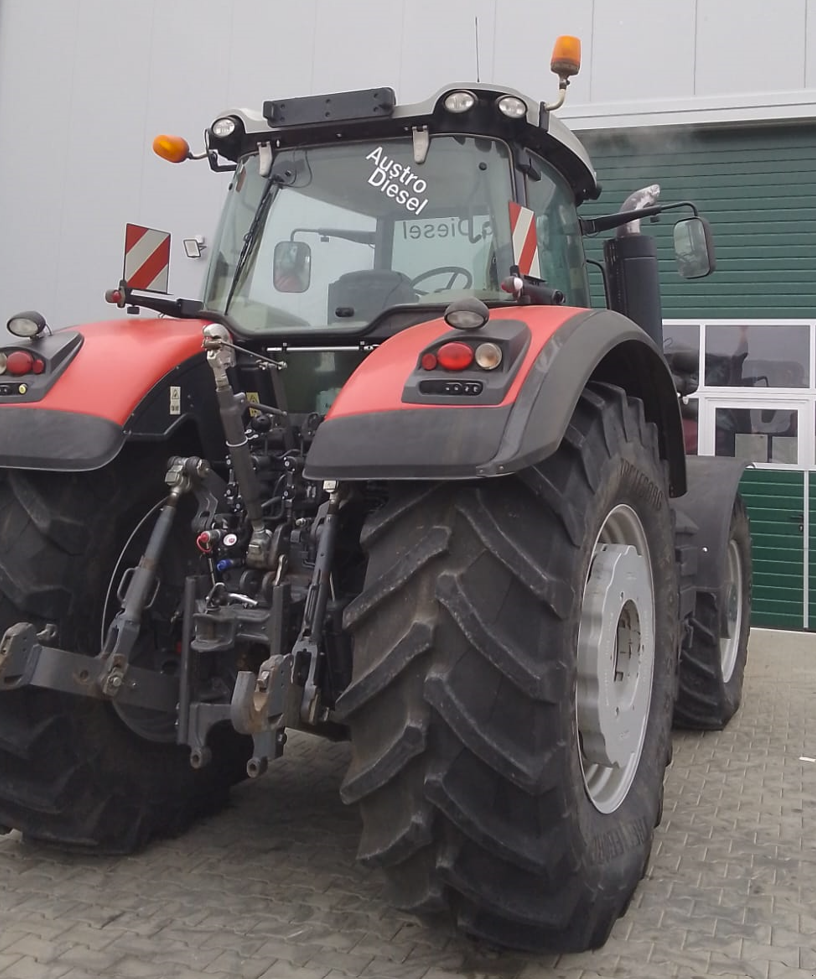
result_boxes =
[0,629,814,979]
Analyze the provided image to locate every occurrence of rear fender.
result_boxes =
[494,310,686,495]
[304,306,686,495]
[0,318,221,471]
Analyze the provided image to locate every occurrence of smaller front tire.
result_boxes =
[674,496,752,730]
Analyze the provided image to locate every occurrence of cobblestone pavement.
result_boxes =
[0,629,814,979]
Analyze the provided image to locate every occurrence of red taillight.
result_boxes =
[436,342,474,372]
[6,351,35,376]
[420,352,438,370]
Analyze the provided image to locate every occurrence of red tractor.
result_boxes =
[0,38,750,952]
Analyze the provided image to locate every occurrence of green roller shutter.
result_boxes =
[809,473,816,628]
[739,469,805,629]
[578,124,816,319]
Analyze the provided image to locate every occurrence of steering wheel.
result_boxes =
[410,266,473,296]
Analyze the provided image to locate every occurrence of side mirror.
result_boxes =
[274,241,311,293]
[673,216,716,279]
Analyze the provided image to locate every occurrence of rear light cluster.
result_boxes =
[0,350,45,376]
[422,341,503,373]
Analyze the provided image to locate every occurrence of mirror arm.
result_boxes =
[581,200,699,236]
[111,286,246,334]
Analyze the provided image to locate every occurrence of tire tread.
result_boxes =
[343,383,676,952]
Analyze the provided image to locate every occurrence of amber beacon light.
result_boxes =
[550,35,582,78]
[543,35,582,111]
[152,134,191,164]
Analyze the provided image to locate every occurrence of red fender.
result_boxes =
[0,317,210,471]
[305,305,685,490]
[12,318,208,423]
[326,305,582,419]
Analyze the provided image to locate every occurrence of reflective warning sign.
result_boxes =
[123,224,171,293]
[508,202,541,278]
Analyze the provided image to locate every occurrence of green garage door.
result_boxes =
[740,469,805,629]
[579,124,816,319]
[809,473,816,628]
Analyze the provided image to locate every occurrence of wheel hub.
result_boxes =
[577,544,653,769]
[576,503,656,814]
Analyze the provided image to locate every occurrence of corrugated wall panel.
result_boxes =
[579,125,816,318]
[739,469,804,629]
[809,472,816,627]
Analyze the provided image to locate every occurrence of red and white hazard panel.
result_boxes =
[123,224,171,293]
[508,202,541,278]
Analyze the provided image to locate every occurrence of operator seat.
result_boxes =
[328,270,417,323]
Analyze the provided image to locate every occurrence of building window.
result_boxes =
[715,406,799,464]
[664,324,701,391]
[705,325,810,389]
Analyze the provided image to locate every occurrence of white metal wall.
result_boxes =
[2,0,816,327]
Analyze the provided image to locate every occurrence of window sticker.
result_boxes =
[365,146,429,215]
[399,217,492,242]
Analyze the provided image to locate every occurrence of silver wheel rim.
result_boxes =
[720,539,743,683]
[577,504,655,814]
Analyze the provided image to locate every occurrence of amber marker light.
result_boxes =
[551,35,582,78]
[152,134,191,164]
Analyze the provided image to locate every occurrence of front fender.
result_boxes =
[0,317,217,471]
[304,306,685,493]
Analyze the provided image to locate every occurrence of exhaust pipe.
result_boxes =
[603,184,664,347]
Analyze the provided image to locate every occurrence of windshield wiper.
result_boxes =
[224,174,284,314]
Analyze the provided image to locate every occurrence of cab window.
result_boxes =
[525,156,590,307]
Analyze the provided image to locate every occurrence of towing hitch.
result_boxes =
[0,462,344,782]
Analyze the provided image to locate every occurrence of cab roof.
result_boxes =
[209,83,599,204]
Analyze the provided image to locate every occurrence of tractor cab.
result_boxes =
[147,35,712,362]
[194,83,597,339]
[136,37,714,419]
[151,37,598,345]
[200,112,592,337]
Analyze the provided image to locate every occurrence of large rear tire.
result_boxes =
[339,384,679,952]
[673,497,751,730]
[0,447,250,852]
